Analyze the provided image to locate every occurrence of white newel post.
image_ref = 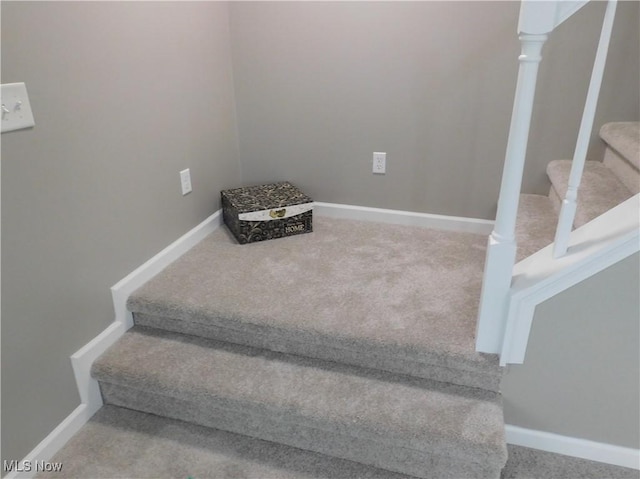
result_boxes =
[476,33,547,354]
[553,0,618,258]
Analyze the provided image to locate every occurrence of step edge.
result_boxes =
[91,326,502,406]
[133,314,502,394]
[599,122,640,170]
[546,159,630,197]
[546,159,633,226]
[603,148,640,194]
[96,378,508,465]
[125,308,501,377]
[102,383,506,479]
[91,329,506,461]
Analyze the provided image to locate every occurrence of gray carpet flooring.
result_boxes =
[515,194,557,262]
[93,325,506,478]
[94,217,515,479]
[127,216,501,392]
[41,405,638,479]
[546,160,633,228]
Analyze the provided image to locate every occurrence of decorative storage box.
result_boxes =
[221,182,313,244]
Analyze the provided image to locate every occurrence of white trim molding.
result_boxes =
[3,405,91,479]
[111,209,224,331]
[506,424,640,470]
[501,195,640,365]
[74,209,224,414]
[518,0,589,35]
[313,202,494,235]
[6,210,224,479]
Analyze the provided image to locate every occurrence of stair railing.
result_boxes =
[475,0,613,355]
[553,0,618,258]
[475,31,547,354]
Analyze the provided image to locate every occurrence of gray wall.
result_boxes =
[229,1,639,219]
[1,1,240,465]
[502,253,640,449]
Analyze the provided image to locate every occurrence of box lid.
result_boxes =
[222,182,312,214]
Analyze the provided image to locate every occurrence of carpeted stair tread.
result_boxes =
[546,159,633,228]
[127,216,501,392]
[600,121,640,170]
[42,405,416,479]
[44,405,640,479]
[92,326,508,479]
[49,404,418,479]
[516,194,557,262]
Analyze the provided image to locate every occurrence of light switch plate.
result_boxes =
[180,168,192,195]
[1,82,35,133]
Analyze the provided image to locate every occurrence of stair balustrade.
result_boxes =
[475,32,547,354]
[553,0,618,257]
[476,0,621,355]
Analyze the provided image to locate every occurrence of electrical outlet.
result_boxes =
[180,169,192,195]
[373,152,386,174]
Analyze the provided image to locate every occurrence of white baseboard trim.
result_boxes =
[313,202,494,235]
[7,210,224,479]
[506,424,640,470]
[111,209,224,330]
[73,209,223,415]
[3,404,92,479]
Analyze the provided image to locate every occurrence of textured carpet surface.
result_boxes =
[515,195,557,262]
[127,216,500,390]
[40,405,413,479]
[41,406,639,479]
[603,147,640,194]
[600,121,640,170]
[547,159,633,227]
[93,326,507,477]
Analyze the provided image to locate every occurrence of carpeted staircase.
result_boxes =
[516,121,639,262]
[94,219,506,479]
[86,122,638,478]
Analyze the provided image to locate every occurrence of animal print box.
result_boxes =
[221,182,313,244]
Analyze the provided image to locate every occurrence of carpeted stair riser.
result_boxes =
[93,327,507,479]
[134,312,502,393]
[603,148,640,194]
[100,383,502,479]
[548,186,562,214]
[599,122,640,170]
[547,159,633,227]
[515,194,558,262]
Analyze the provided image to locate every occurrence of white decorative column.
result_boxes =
[475,33,547,354]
